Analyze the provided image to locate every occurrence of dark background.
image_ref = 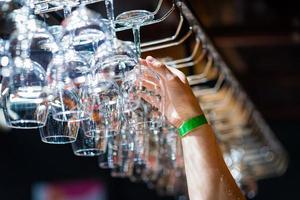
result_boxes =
[0,0,299,199]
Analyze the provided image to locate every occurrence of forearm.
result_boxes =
[140,56,245,199]
[181,124,245,200]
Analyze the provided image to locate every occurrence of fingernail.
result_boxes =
[146,56,156,63]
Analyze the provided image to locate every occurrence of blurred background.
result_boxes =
[0,0,299,199]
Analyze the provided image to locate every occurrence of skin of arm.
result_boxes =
[139,56,246,200]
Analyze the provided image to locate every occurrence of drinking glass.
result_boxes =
[81,82,120,157]
[94,39,137,81]
[9,7,58,69]
[46,51,91,122]
[120,67,142,112]
[98,130,120,169]
[1,59,48,128]
[88,78,121,134]
[61,6,110,53]
[94,39,141,115]
[135,65,166,129]
[111,123,135,178]
[128,121,152,182]
[0,6,60,128]
[39,105,79,144]
[116,10,154,57]
[142,128,161,182]
[71,121,105,157]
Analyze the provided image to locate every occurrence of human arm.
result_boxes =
[139,56,245,200]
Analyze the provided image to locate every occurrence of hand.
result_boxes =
[139,56,203,128]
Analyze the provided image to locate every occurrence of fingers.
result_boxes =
[166,66,188,84]
[140,56,188,84]
[139,79,161,92]
[139,69,161,86]
[139,56,175,82]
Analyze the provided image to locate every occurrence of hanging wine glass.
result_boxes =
[1,58,48,128]
[71,121,104,157]
[115,10,160,135]
[1,6,57,129]
[39,105,80,144]
[61,5,110,53]
[110,121,135,178]
[125,64,166,128]
[46,51,91,122]
[98,130,120,169]
[116,9,154,58]
[141,128,162,183]
[9,6,58,69]
[129,121,150,182]
[82,81,120,159]
[94,39,141,115]
[94,39,137,81]
[121,66,166,182]
[88,75,121,133]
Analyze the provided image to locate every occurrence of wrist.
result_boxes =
[177,114,208,137]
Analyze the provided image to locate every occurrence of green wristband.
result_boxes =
[178,114,208,137]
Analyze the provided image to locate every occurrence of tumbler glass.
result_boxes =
[39,106,79,144]
[71,121,105,157]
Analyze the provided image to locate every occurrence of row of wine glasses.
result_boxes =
[0,0,188,197]
[0,0,288,199]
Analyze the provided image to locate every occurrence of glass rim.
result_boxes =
[41,135,77,144]
[73,148,103,157]
[8,119,46,129]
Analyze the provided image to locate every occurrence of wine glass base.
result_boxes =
[116,10,154,27]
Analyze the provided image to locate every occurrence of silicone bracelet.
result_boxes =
[178,114,208,137]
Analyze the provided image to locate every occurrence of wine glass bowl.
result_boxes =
[71,124,104,157]
[1,59,48,128]
[94,39,137,81]
[39,106,80,144]
[61,6,110,52]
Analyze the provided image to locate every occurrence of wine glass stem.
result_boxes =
[20,35,31,58]
[105,0,116,39]
[58,90,67,121]
[132,25,141,58]
[63,5,72,18]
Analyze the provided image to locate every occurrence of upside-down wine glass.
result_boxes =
[116,9,154,58]
[39,105,80,144]
[1,5,57,129]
